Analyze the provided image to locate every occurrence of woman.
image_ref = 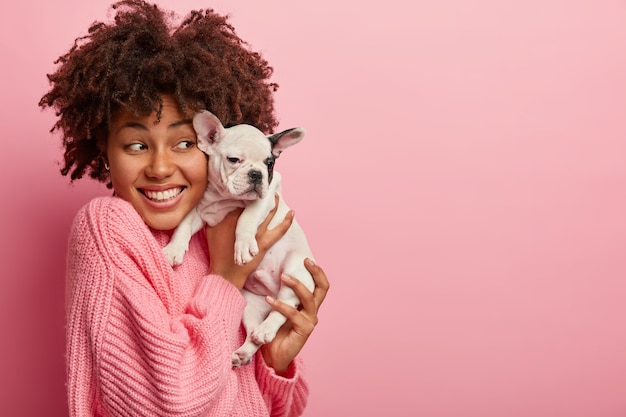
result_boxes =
[39,1,329,416]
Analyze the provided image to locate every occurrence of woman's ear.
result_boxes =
[96,135,109,169]
[96,130,108,153]
[98,153,109,171]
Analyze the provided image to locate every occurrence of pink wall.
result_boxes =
[1,1,625,416]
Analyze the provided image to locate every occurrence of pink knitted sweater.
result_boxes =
[65,196,309,417]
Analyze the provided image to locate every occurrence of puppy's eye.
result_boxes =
[227,157,240,164]
[265,159,274,169]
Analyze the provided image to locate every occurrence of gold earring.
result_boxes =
[101,155,110,171]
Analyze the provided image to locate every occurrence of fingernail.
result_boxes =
[305,258,316,266]
[281,273,293,283]
[266,295,275,303]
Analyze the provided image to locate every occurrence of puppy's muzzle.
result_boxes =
[248,169,263,185]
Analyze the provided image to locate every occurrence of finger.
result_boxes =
[304,259,330,308]
[258,210,294,250]
[279,274,317,318]
[258,194,280,231]
[269,209,294,235]
[265,295,315,337]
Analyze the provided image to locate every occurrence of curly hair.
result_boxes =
[39,0,279,186]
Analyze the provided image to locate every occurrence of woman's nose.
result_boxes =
[146,149,175,179]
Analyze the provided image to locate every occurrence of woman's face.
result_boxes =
[106,95,208,231]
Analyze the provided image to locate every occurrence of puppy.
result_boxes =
[163,110,315,367]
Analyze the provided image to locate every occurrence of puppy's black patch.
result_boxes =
[264,156,276,184]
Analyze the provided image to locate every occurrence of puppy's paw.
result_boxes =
[162,243,187,266]
[234,235,259,265]
[251,324,279,345]
[232,347,255,367]
[231,352,246,368]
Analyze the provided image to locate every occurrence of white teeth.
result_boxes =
[144,188,182,202]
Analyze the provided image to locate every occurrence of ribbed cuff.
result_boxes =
[257,355,309,416]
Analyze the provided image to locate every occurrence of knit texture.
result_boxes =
[66,196,308,417]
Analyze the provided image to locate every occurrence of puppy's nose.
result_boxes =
[248,170,263,184]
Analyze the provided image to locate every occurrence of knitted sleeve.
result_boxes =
[255,356,309,417]
[66,197,247,417]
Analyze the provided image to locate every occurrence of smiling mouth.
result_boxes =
[142,187,184,202]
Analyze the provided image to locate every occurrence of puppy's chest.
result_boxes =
[197,189,246,226]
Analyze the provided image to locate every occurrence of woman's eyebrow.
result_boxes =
[118,121,148,131]
[116,119,192,132]
[168,119,193,129]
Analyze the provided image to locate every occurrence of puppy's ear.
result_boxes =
[193,110,225,154]
[269,127,305,158]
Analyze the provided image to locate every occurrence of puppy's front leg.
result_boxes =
[234,173,282,265]
[162,208,203,265]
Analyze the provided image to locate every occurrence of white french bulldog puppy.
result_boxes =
[162,110,315,367]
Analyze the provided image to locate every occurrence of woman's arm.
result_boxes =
[253,260,329,416]
[66,197,247,417]
[205,196,330,416]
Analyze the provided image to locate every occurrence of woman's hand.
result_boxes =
[205,195,293,290]
[261,259,330,375]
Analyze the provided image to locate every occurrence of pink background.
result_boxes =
[1,1,625,416]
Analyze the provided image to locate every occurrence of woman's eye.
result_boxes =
[176,140,195,149]
[227,157,240,164]
[127,143,147,151]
